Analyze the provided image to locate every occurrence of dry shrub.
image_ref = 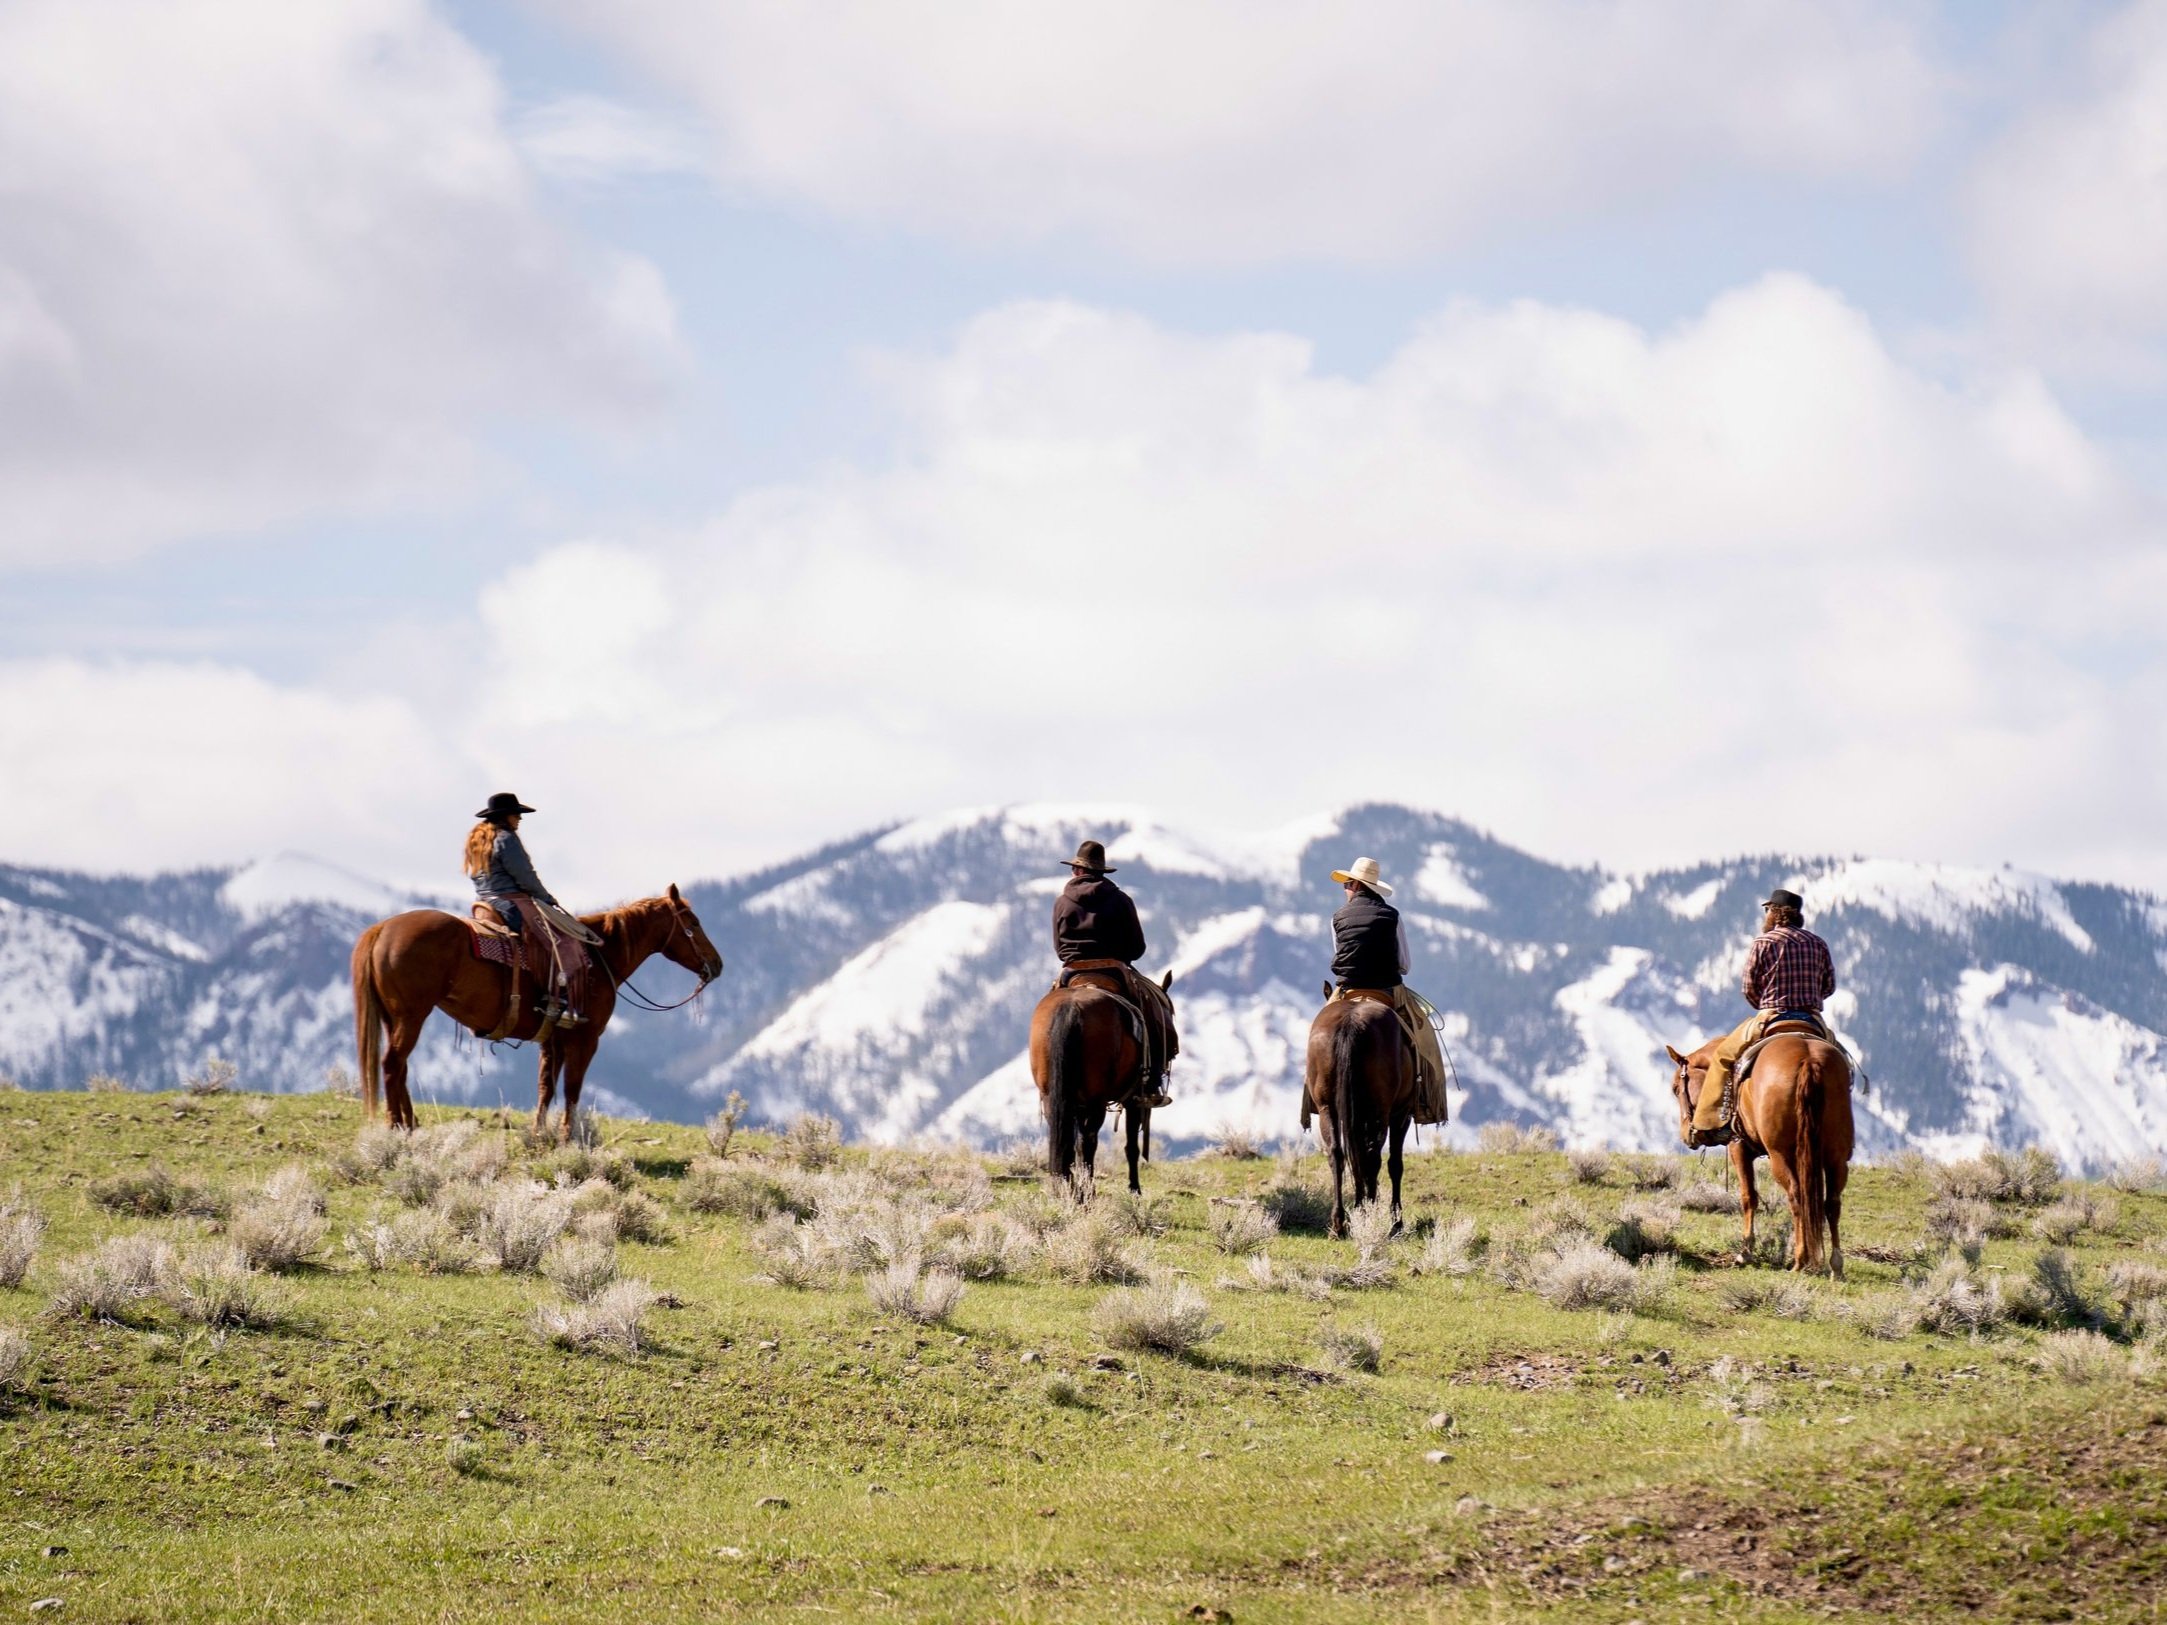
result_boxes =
[0,1192,46,1289]
[344,1209,487,1275]
[608,1188,673,1245]
[229,1180,328,1273]
[938,1213,1037,1281]
[1041,1372,1086,1407]
[991,1139,1046,1180]
[544,1143,634,1192]
[1097,1190,1169,1238]
[776,1113,842,1171]
[1703,1355,1774,1418]
[90,1164,228,1220]
[167,1243,285,1328]
[1847,1292,1923,1341]
[84,1072,128,1094]
[1411,1215,1483,1278]
[2032,1329,2127,1384]
[1566,1148,1610,1185]
[476,1181,575,1273]
[184,1057,237,1096]
[49,1233,174,1322]
[1607,1199,1681,1262]
[2106,1156,2165,1194]
[1260,1149,1332,1233]
[2107,1260,2167,1322]
[1477,1122,1559,1154]
[2002,1248,2100,1329]
[1316,1320,1383,1373]
[1093,1279,1220,1356]
[1211,1128,1267,1160]
[1207,1200,1279,1256]
[336,1124,407,1183]
[1910,1255,2007,1336]
[543,1234,619,1302]
[1678,1180,1740,1215]
[2033,1191,2116,1244]
[532,1279,659,1356]
[1044,1212,1146,1285]
[1717,1277,1816,1320]
[685,1159,799,1220]
[1232,1252,1334,1301]
[1534,1242,1673,1313]
[1620,1153,1685,1192]
[704,1091,746,1158]
[1924,1195,1996,1256]
[748,1214,835,1289]
[865,1261,966,1326]
[865,1148,994,1214]
[1932,1146,2062,1207]
[0,1326,32,1392]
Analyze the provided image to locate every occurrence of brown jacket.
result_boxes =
[1053,874,1146,966]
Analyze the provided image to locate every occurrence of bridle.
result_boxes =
[595,894,723,1013]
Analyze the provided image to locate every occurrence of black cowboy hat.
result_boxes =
[476,792,537,823]
[1060,839,1116,874]
[1761,888,1804,911]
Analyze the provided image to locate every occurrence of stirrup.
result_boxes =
[1141,1089,1171,1109]
[1687,1124,1734,1149]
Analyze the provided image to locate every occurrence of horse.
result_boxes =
[351,885,722,1138]
[1030,970,1176,1198]
[1305,986,1420,1239]
[1666,1027,1854,1277]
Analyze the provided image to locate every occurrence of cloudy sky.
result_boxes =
[4,0,2166,899]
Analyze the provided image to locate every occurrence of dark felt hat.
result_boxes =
[1762,888,1804,911]
[477,791,537,823]
[1061,839,1115,874]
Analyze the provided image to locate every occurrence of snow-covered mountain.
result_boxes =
[5,808,2166,1169]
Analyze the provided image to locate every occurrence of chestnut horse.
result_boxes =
[1666,1028,1854,1276]
[1030,970,1175,1197]
[1305,988,1419,1238]
[351,886,722,1137]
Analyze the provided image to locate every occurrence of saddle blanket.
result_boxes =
[470,929,519,968]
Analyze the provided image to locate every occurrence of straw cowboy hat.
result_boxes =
[1060,839,1116,874]
[1330,856,1393,898]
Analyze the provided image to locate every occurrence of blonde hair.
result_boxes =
[462,821,498,878]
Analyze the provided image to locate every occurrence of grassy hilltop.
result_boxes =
[2,1089,2166,1623]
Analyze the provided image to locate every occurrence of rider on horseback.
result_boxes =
[1051,840,1175,1108]
[1687,887,1836,1148]
[464,792,586,1027]
[1317,857,1449,1125]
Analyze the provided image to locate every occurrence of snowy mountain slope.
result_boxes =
[4,806,2167,1167]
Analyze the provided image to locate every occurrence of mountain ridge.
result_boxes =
[4,803,2165,1168]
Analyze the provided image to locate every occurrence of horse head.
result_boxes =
[1664,1043,1703,1145]
[660,883,724,982]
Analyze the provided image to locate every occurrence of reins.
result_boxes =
[590,898,721,1013]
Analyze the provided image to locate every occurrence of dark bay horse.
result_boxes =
[1667,1028,1854,1276]
[1305,987,1419,1238]
[351,886,721,1138]
[1031,970,1175,1196]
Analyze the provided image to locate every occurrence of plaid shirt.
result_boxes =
[1742,926,1835,1013]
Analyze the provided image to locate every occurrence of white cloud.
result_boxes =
[514,94,702,184]
[0,659,467,879]
[12,277,2164,899]
[0,0,682,567]
[1968,0,2167,370]
[542,0,1944,263]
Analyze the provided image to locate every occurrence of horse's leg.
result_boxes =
[1326,1105,1348,1240]
[1732,1139,1757,1264]
[1763,1150,1806,1272]
[1826,1161,1846,1282]
[1125,1108,1143,1195]
[558,1032,599,1143]
[535,1038,559,1138]
[383,1015,424,1131]
[1386,1115,1408,1236]
[1079,1104,1107,1201]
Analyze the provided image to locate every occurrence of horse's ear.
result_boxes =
[1321,981,1331,1001]
[1665,1045,1687,1066]
[667,882,682,902]
[1160,971,1174,993]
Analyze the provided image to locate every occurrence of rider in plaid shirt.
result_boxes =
[1689,889,1836,1146]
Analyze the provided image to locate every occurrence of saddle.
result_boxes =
[1735,1013,1829,1087]
[1055,958,1177,1100]
[469,903,592,1042]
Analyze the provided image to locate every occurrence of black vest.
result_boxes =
[1332,891,1402,989]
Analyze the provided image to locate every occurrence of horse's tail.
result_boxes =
[1332,1011,1362,1195]
[1045,995,1084,1185]
[1792,1049,1827,1272]
[352,925,383,1119]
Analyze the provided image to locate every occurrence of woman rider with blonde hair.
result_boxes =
[464,791,580,1024]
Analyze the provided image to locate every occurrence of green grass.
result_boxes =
[2,1089,2165,1621]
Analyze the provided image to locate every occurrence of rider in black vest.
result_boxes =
[1332,884,1406,990]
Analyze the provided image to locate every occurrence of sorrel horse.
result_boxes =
[1305,988,1420,1238]
[1031,970,1176,1197]
[1666,1027,1854,1276]
[351,886,722,1138]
